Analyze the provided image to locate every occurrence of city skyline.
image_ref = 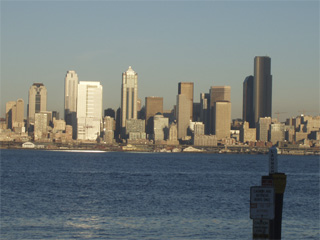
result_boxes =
[1,1,319,121]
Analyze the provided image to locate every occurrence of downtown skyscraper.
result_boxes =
[253,56,272,126]
[64,70,78,139]
[121,66,138,137]
[77,81,103,141]
[27,83,47,131]
[243,75,254,128]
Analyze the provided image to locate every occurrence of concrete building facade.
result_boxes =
[270,123,285,144]
[104,116,115,144]
[240,121,256,143]
[178,82,194,121]
[34,112,48,141]
[6,99,24,132]
[257,117,272,142]
[153,114,169,141]
[176,94,191,140]
[214,101,231,140]
[77,81,103,141]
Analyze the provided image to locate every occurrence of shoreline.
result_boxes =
[1,141,319,156]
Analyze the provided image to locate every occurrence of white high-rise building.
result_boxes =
[121,66,138,137]
[64,70,78,139]
[77,81,103,141]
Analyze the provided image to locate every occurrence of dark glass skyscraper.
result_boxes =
[253,56,272,127]
[243,75,254,128]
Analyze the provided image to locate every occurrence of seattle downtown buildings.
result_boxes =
[1,56,320,149]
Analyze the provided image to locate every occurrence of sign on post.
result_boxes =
[250,186,275,220]
[253,219,269,239]
[268,147,278,174]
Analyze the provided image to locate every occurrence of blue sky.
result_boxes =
[1,1,319,121]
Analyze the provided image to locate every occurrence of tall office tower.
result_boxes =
[6,101,17,129]
[243,75,254,128]
[178,82,194,121]
[209,86,231,134]
[64,70,78,139]
[200,93,210,134]
[214,101,231,140]
[145,96,163,136]
[176,94,191,140]
[253,56,272,127]
[27,83,47,131]
[77,81,103,141]
[121,66,138,136]
[7,99,24,130]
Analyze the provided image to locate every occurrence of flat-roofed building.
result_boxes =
[176,94,191,140]
[214,101,231,140]
[34,112,48,141]
[104,116,114,144]
[77,81,103,141]
[240,121,256,143]
[178,82,194,121]
[257,117,272,142]
[209,86,231,134]
[270,123,285,144]
[253,56,272,127]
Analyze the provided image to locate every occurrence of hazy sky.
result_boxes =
[1,0,319,121]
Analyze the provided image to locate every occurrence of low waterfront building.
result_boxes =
[193,135,217,146]
[126,119,145,140]
[240,121,256,143]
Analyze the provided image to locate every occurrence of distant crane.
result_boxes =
[274,111,287,121]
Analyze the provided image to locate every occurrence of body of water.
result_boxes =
[1,150,319,239]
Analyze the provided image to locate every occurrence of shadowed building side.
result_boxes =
[243,75,254,128]
[253,56,272,127]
